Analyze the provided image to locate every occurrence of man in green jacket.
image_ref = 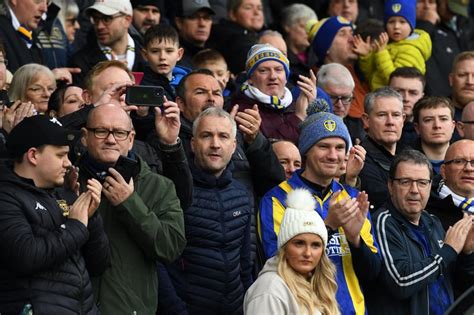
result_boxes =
[79,103,186,314]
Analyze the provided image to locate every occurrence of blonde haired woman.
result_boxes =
[244,189,339,314]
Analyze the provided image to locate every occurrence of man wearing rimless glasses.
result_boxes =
[428,139,474,232]
[70,0,145,86]
[317,62,366,144]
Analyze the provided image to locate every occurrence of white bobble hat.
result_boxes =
[277,188,328,249]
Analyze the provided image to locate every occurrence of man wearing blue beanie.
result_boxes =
[310,16,369,120]
[259,111,381,315]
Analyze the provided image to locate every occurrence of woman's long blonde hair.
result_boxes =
[277,247,339,315]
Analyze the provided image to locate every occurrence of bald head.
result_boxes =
[258,31,288,56]
[87,104,132,129]
[83,104,135,165]
[440,139,474,198]
[457,101,474,140]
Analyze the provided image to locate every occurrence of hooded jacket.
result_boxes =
[0,162,109,315]
[359,29,432,90]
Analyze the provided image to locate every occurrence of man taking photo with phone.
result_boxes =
[78,103,186,314]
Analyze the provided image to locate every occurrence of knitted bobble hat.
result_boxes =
[246,44,290,79]
[277,188,328,250]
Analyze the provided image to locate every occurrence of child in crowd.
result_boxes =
[353,0,432,90]
[141,24,190,100]
[192,48,234,109]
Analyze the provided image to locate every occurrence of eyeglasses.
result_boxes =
[185,13,213,21]
[0,59,7,66]
[86,128,131,141]
[328,94,353,106]
[28,85,56,95]
[66,17,78,25]
[34,0,52,5]
[90,13,124,25]
[444,159,474,168]
[392,178,432,189]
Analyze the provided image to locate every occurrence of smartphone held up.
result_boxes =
[125,85,165,107]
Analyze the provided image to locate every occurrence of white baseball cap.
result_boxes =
[86,0,133,16]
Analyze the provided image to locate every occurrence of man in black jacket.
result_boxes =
[369,149,473,314]
[0,0,80,81]
[360,87,407,211]
[0,115,109,314]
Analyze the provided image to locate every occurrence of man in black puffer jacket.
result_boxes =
[166,107,253,314]
[0,116,110,315]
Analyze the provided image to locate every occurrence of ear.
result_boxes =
[224,70,231,83]
[448,72,453,87]
[414,122,420,135]
[176,96,185,112]
[177,47,184,62]
[123,14,132,27]
[387,179,394,197]
[228,10,236,22]
[141,48,149,62]
[456,121,465,138]
[191,136,196,153]
[26,148,39,166]
[174,17,183,31]
[127,130,135,151]
[361,113,369,129]
[82,89,92,104]
[440,163,447,180]
[231,137,237,154]
[80,127,89,148]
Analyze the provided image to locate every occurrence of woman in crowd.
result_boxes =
[280,4,318,87]
[48,84,85,118]
[8,64,56,114]
[244,188,339,314]
[54,0,81,43]
[209,0,265,74]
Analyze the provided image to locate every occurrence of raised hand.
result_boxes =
[103,168,134,206]
[154,97,180,145]
[353,34,373,57]
[445,215,473,254]
[231,104,261,144]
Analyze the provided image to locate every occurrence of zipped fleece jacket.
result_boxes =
[259,170,381,315]
[0,163,110,315]
[359,28,432,90]
[79,157,186,315]
[369,202,474,314]
[244,256,322,315]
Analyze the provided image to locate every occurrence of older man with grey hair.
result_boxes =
[359,86,408,211]
[318,62,365,143]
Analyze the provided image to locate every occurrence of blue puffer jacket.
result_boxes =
[167,162,253,315]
